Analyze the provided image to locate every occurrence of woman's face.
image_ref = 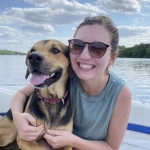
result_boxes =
[70,24,114,81]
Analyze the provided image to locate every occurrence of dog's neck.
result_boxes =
[36,89,68,104]
[36,77,69,104]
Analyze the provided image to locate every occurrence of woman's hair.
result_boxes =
[74,15,119,52]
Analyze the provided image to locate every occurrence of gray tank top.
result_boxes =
[70,71,125,140]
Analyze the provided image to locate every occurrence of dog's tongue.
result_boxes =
[30,74,49,85]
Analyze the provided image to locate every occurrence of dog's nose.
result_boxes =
[28,52,43,64]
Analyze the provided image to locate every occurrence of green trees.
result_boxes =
[1,43,150,58]
[119,43,150,58]
[0,50,26,55]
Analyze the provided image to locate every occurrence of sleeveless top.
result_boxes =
[70,71,125,140]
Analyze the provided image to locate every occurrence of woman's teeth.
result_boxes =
[79,63,93,69]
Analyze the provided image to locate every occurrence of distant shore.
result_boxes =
[0,50,26,55]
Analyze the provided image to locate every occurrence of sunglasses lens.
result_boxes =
[89,42,108,58]
[69,39,109,58]
[69,39,84,54]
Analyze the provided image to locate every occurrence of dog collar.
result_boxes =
[36,89,68,105]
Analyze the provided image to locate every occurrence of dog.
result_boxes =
[0,40,73,150]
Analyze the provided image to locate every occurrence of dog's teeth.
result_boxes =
[51,73,55,77]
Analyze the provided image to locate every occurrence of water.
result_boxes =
[111,58,150,102]
[0,55,30,86]
[0,55,150,102]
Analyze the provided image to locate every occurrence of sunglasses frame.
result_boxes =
[68,39,110,58]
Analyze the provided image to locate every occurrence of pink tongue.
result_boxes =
[30,74,49,85]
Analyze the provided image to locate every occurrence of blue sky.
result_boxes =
[0,0,150,52]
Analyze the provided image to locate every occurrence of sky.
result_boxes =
[0,0,150,53]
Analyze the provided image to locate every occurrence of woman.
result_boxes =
[11,15,132,150]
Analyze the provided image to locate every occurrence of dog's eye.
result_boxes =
[31,49,35,53]
[51,48,60,54]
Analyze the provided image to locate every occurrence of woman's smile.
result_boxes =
[78,62,95,70]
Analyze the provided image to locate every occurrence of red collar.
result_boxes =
[36,90,68,105]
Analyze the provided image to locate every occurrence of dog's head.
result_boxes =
[25,40,70,89]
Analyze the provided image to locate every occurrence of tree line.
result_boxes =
[119,43,150,58]
[0,50,26,55]
[1,43,150,58]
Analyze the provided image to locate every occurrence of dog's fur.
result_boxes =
[0,40,73,150]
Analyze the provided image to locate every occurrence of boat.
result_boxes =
[0,86,150,150]
[121,100,150,150]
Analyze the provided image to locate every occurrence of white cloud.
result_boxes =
[1,1,106,30]
[0,0,149,52]
[0,26,23,38]
[97,0,141,13]
[24,0,102,12]
[119,25,150,46]
[23,0,105,18]
[133,17,144,24]
[119,25,150,36]
[0,0,107,53]
[24,0,63,7]
[138,0,150,2]
[120,36,150,47]
[21,23,55,33]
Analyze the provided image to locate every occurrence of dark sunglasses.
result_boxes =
[68,39,110,58]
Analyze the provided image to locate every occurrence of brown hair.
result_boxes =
[74,15,119,52]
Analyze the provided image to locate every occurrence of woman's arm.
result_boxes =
[43,84,132,150]
[44,130,114,150]
[11,84,44,141]
[11,84,34,115]
[106,84,132,149]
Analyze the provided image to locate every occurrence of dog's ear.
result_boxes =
[66,46,73,77]
[25,69,30,79]
[25,49,31,79]
[25,49,31,65]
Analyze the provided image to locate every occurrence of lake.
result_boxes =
[0,55,150,102]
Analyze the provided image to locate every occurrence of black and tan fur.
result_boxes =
[0,40,73,150]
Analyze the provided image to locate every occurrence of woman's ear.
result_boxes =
[110,51,118,66]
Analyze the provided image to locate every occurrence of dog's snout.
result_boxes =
[28,53,43,64]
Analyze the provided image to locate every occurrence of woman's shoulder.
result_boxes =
[109,71,124,83]
[109,71,131,98]
[117,84,132,104]
[106,71,125,93]
[111,71,132,108]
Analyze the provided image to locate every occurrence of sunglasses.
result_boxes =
[68,39,110,58]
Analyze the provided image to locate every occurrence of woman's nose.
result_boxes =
[79,44,91,60]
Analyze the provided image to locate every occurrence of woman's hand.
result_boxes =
[13,112,44,141]
[44,130,74,149]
